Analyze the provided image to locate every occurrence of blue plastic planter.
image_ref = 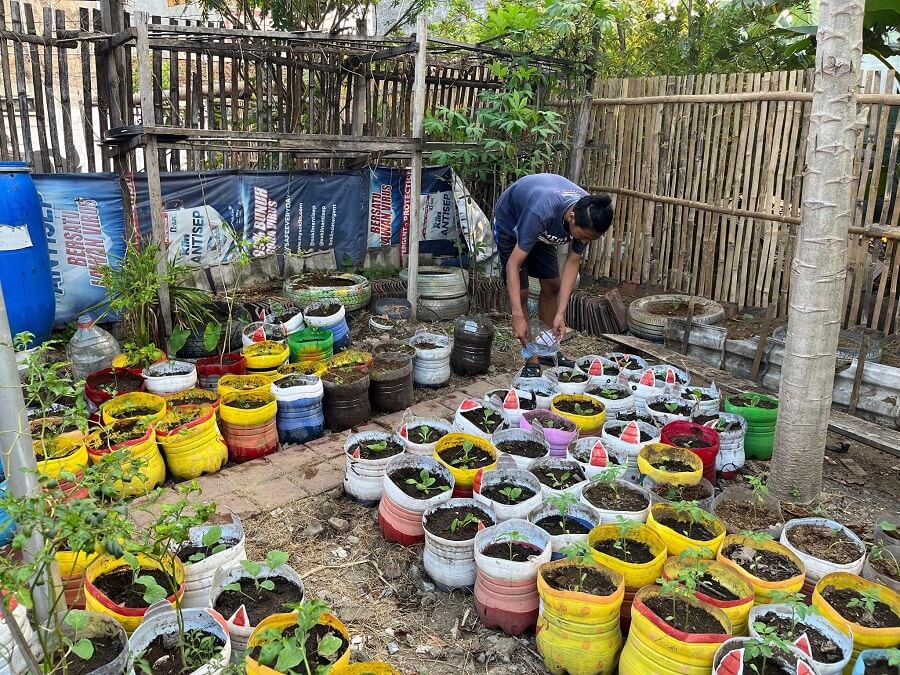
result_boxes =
[276,394,325,444]
[852,650,894,674]
[0,481,16,547]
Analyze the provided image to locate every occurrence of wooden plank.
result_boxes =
[848,334,870,416]
[24,5,49,172]
[406,15,427,319]
[0,0,20,160]
[79,8,95,172]
[55,10,77,172]
[92,9,110,171]
[750,303,777,382]
[602,332,900,458]
[42,6,61,171]
[168,17,180,169]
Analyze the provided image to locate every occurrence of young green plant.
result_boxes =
[405,469,450,495]
[253,599,344,675]
[222,550,291,597]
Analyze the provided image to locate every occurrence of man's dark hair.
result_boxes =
[573,194,614,234]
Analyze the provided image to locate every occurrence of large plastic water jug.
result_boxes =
[66,315,120,381]
[520,319,560,360]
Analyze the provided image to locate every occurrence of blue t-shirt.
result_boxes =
[493,174,588,255]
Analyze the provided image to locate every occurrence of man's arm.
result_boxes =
[506,245,531,346]
[552,248,582,340]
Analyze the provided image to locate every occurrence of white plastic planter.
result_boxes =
[474,519,552,582]
[473,467,544,522]
[646,393,697,427]
[491,427,550,470]
[601,352,649,379]
[626,369,666,413]
[712,484,784,539]
[303,302,346,328]
[343,430,406,505]
[381,454,455,514]
[422,498,496,590]
[0,599,41,675]
[682,383,721,416]
[142,360,198,395]
[512,376,560,410]
[581,478,652,524]
[586,382,636,417]
[527,501,600,555]
[270,374,324,402]
[182,511,247,609]
[398,417,454,456]
[241,322,287,346]
[409,333,452,388]
[574,355,618,388]
[861,544,900,593]
[780,517,866,582]
[696,412,747,474]
[279,311,305,335]
[644,475,716,512]
[648,364,691,393]
[484,389,534,427]
[600,419,660,484]
[566,436,628,480]
[454,399,507,440]
[128,604,231,675]
[748,604,852,675]
[546,367,589,395]
[713,637,821,675]
[528,456,587,499]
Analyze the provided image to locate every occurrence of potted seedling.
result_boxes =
[399,417,453,455]
[853,648,900,673]
[647,393,696,427]
[723,391,779,461]
[343,431,406,505]
[434,434,498,496]
[863,541,900,593]
[550,394,605,434]
[520,409,578,456]
[379,455,454,545]
[586,382,635,416]
[528,457,587,498]
[85,367,146,407]
[637,442,703,486]
[713,475,785,538]
[713,635,820,675]
[648,501,726,558]
[717,531,806,603]
[473,467,544,522]
[682,383,720,416]
[177,510,246,609]
[492,428,550,470]
[581,464,652,523]
[422,498,496,590]
[454,401,506,439]
[528,492,599,556]
[547,367,590,395]
[781,517,866,583]
[695,411,748,476]
[813,573,900,648]
[566,437,628,480]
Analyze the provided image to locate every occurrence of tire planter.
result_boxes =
[283,272,371,312]
[663,558,754,636]
[155,405,228,480]
[646,394,697,428]
[528,501,600,558]
[586,383,636,418]
[378,455,454,546]
[343,430,405,506]
[566,437,628,480]
[473,467,544,522]
[723,392,779,461]
[181,511,246,609]
[450,316,494,376]
[474,519,552,636]
[286,327,334,364]
[716,534,807,603]
[536,558,625,675]
[242,341,289,376]
[270,374,324,445]
[322,371,370,433]
[637,443,703,486]
[304,301,350,352]
[491,427,550,470]
[781,517,867,596]
[422,498,496,590]
[601,419,660,485]
[398,416,454,456]
[581,477,653,525]
[179,312,245,359]
[513,376,561,410]
[647,503,726,558]
[196,353,247,392]
[550,394,606,435]
[101,392,167,425]
[85,421,165,497]
[434,432,498,498]
[369,347,414,414]
[660,420,720,483]
[217,374,272,398]
[401,266,469,321]
[245,611,350,675]
[713,636,821,675]
[220,392,279,463]
[520,410,578,457]
[529,456,588,500]
[618,585,731,675]
[128,604,231,675]
[627,294,726,342]
[85,367,145,407]
[142,360,198,396]
[695,412,747,476]
[409,332,452,388]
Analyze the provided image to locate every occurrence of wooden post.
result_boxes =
[680,300,695,355]
[567,93,593,183]
[351,18,368,137]
[750,303,777,383]
[848,334,869,415]
[406,13,427,320]
[135,12,172,337]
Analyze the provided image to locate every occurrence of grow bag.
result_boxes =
[0,596,40,675]
[33,436,88,482]
[697,412,747,476]
[196,353,247,392]
[600,419,661,485]
[660,420,720,483]
[492,427,551,471]
[713,636,821,675]
[451,316,494,376]
[55,548,97,610]
[647,503,726,558]
[399,417,454,456]
[155,405,228,480]
[220,392,279,462]
[433,432,498,498]
[566,436,628,480]
[723,392,778,460]
[528,500,600,558]
[287,327,334,364]
[550,394,607,435]
[716,534,807,603]
[164,387,220,412]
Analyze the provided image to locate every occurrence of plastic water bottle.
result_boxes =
[520,319,561,361]
[66,315,121,381]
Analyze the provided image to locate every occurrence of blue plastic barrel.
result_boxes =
[0,162,55,344]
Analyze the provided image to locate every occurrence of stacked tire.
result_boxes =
[283,272,371,312]
[627,294,725,342]
[400,266,468,321]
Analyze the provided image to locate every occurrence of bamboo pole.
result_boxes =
[406,14,427,320]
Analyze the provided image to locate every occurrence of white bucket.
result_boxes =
[343,431,406,504]
[409,333,452,388]
[423,498,496,590]
[473,467,544,522]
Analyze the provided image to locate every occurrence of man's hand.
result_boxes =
[512,315,530,347]
[552,312,567,342]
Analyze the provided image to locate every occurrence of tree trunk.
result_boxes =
[767,0,865,502]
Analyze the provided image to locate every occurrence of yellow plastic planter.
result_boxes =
[335,664,400,675]
[550,394,607,434]
[637,443,703,486]
[327,349,373,371]
[33,437,88,481]
[647,503,725,558]
[278,361,327,378]
[83,553,185,634]
[243,340,290,371]
[155,405,228,480]
[536,558,625,675]
[663,557,754,636]
[619,586,731,675]
[220,391,278,426]
[715,534,806,603]
[111,348,166,369]
[164,388,220,411]
[588,524,667,590]
[56,548,97,609]
[246,611,351,674]
[433,432,497,493]
[812,572,900,667]
[85,423,165,497]
[101,392,167,425]
[217,374,273,397]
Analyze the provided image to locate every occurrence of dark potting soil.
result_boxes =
[614,410,655,424]
[786,524,863,564]
[322,367,368,385]
[176,538,239,564]
[648,401,693,416]
[438,444,495,470]
[643,595,727,634]
[249,622,348,672]
[93,371,143,394]
[535,515,591,535]
[756,612,844,664]
[542,566,616,596]
[871,554,900,581]
[414,341,442,350]
[214,576,304,625]
[657,515,716,541]
[424,506,494,541]
[388,467,452,499]
[305,303,341,317]
[138,629,224,675]
[720,544,801,581]
[553,399,600,416]
[226,398,267,410]
[48,635,123,675]
[113,406,159,418]
[582,482,649,511]
[861,655,899,675]
[740,652,795,675]
[669,434,712,449]
[481,541,544,562]
[587,387,627,400]
[296,273,355,287]
[92,569,174,608]
[90,420,149,448]
[650,459,696,473]
[495,439,547,459]
[731,395,777,409]
[407,424,448,445]
[460,408,504,433]
[480,483,536,505]
[820,586,900,628]
[696,574,739,601]
[557,370,588,383]
[653,482,711,502]
[531,466,586,490]
[350,439,404,460]
[592,538,653,564]
[715,498,781,531]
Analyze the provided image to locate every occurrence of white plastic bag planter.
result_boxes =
[398,416,454,456]
[474,519,551,582]
[748,604,853,675]
[600,419,660,484]
[528,456,587,499]
[422,498,496,590]
[601,352,648,379]
[682,382,721,416]
[646,393,697,427]
[491,427,550,470]
[585,381,636,418]
[580,477,652,524]
[545,367,590,395]
[181,511,247,609]
[527,500,600,557]
[128,604,231,675]
[473,467,544,522]
[780,518,866,586]
[343,430,406,505]
[695,412,747,475]
[512,376,560,410]
[484,388,538,427]
[565,436,629,480]
[454,399,507,440]
[574,355,618,388]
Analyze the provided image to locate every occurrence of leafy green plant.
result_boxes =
[405,469,451,495]
[663,401,681,414]
[590,465,624,498]
[222,551,291,597]
[573,402,595,415]
[183,525,227,564]
[481,409,500,430]
[450,439,480,469]
[542,470,572,490]
[742,631,794,675]
[496,529,527,560]
[886,648,900,667]
[450,513,482,534]
[767,590,817,634]
[846,588,881,622]
[670,500,713,526]
[612,516,641,555]
[498,485,523,502]
[254,599,344,675]
[738,529,774,545]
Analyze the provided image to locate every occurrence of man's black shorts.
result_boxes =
[498,240,559,287]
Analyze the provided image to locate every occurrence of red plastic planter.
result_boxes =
[85,368,145,406]
[474,570,540,636]
[221,418,278,463]
[196,353,247,390]
[377,493,426,546]
[660,420,720,483]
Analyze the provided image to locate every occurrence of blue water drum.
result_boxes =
[0,162,55,343]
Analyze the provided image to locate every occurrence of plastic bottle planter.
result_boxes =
[180,513,247,610]
[196,353,247,392]
[528,501,600,559]
[637,442,704,486]
[270,374,324,445]
[473,467,544,522]
[646,393,697,428]
[491,427,551,471]
[164,388,221,414]
[625,369,671,413]
[716,534,807,603]
[242,322,288,347]
[647,503,726,558]
[574,355,619,389]
[220,392,279,463]
[473,519,552,635]
[643,476,716,512]
[33,436,88,498]
[723,392,779,461]
[780,518,867,596]
[682,383,721,417]
[601,353,649,379]
[242,341,290,376]
[454,400,508,441]
[245,611,351,675]
[277,361,327,378]
[529,457,588,500]
[662,558,754,637]
[874,515,900,548]
[85,367,145,407]
[580,477,653,525]
[101,392,167,425]
[484,389,538,428]
[304,301,350,352]
[398,417,454,456]
[422,498,496,591]
[566,437,628,481]
[128,604,232,675]
[378,455,454,546]
[618,586,732,675]
[322,369,371,433]
[409,332,452,388]
[812,573,900,669]
[217,374,273,398]
[343,430,406,506]
[451,316,494,376]
[83,553,186,634]
[0,595,41,674]
[600,420,660,485]
[647,364,691,392]
[433,432,498,498]
[712,484,785,539]
[155,404,228,480]
[369,348,414,414]
[852,649,900,675]
[209,561,305,661]
[748,604,853,675]
[142,360,198,396]
[586,382,636,418]
[512,376,561,410]
[550,394,607,435]
[536,558,625,675]
[85,420,165,497]
[713,637,820,675]
[546,366,590,395]
[695,413,747,476]
[47,612,129,675]
[659,420,720,484]
[862,543,900,593]
[519,410,578,458]
[287,327,334,364]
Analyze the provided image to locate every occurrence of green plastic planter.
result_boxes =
[288,327,334,364]
[723,392,778,460]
